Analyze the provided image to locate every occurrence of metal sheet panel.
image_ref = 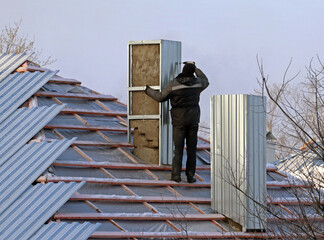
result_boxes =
[0,138,76,214]
[160,40,181,164]
[127,40,181,165]
[0,104,65,166]
[0,53,32,82]
[210,94,266,231]
[30,222,101,240]
[0,70,58,123]
[277,151,316,173]
[276,150,323,187]
[0,182,84,240]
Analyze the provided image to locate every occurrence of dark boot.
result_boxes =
[187,176,196,183]
[171,176,182,183]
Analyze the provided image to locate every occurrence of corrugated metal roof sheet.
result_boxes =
[30,222,101,240]
[0,138,76,214]
[0,70,58,124]
[0,182,84,240]
[276,150,324,188]
[0,104,65,166]
[277,151,317,173]
[0,53,32,82]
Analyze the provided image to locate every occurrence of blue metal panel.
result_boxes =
[0,53,32,82]
[0,138,76,214]
[0,182,85,240]
[30,222,101,240]
[0,104,65,166]
[160,40,181,165]
[0,70,58,123]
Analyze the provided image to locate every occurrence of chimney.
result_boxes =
[266,131,277,163]
[210,94,267,231]
[127,40,181,164]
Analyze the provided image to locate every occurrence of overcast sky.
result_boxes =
[1,0,324,124]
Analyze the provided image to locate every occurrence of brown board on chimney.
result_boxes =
[130,44,160,163]
[131,92,159,115]
[131,119,159,164]
[131,44,160,86]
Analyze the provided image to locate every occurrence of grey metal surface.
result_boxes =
[0,53,32,82]
[127,40,181,165]
[0,182,84,240]
[0,70,58,123]
[160,40,181,164]
[276,150,324,186]
[0,104,65,166]
[30,222,101,240]
[277,150,317,173]
[0,138,76,214]
[210,94,267,231]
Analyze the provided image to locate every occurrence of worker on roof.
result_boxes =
[145,62,209,183]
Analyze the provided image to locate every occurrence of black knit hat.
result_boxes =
[182,63,195,77]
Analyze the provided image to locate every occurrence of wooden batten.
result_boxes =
[34,91,118,101]
[54,213,225,221]
[44,124,128,133]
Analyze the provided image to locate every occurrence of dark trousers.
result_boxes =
[171,124,198,179]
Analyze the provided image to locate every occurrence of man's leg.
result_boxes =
[172,125,185,182]
[185,124,198,182]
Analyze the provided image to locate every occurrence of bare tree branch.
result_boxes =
[0,19,56,66]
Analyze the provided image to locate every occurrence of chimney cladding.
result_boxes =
[210,94,267,232]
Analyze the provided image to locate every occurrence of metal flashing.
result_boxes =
[0,70,58,123]
[0,138,76,214]
[0,53,32,82]
[0,182,84,240]
[30,222,101,240]
[0,104,65,166]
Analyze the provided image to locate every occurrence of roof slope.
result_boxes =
[29,64,324,239]
[276,149,324,190]
[0,70,58,123]
[30,222,101,240]
[0,53,31,81]
[0,138,75,214]
[0,182,84,240]
[0,54,100,239]
[0,104,64,165]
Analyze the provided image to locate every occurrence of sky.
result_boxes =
[1,0,324,124]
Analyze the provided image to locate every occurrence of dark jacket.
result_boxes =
[145,68,209,126]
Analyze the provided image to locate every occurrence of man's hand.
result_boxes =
[183,61,196,66]
[145,85,150,94]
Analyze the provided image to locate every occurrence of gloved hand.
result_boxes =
[145,85,150,93]
[183,61,196,66]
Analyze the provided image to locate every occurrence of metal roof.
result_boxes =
[276,150,324,188]
[0,138,76,214]
[34,68,324,238]
[0,70,58,124]
[0,104,65,166]
[0,182,84,240]
[0,53,32,82]
[29,222,101,240]
[277,150,318,173]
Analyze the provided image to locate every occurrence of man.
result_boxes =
[145,62,209,183]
